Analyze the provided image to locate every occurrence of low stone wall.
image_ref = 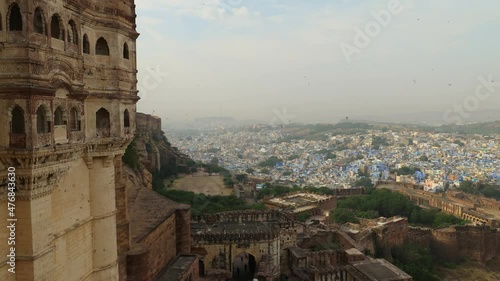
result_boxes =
[127,215,177,281]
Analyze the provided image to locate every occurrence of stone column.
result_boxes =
[114,155,130,281]
[89,156,119,280]
[175,207,191,254]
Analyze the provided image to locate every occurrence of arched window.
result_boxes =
[96,37,110,56]
[83,34,90,54]
[96,108,110,137]
[0,13,3,31]
[68,20,77,44]
[69,107,80,131]
[11,106,25,134]
[33,7,45,34]
[8,3,23,31]
[36,106,50,133]
[123,42,129,59]
[50,14,64,40]
[124,109,130,128]
[54,106,64,125]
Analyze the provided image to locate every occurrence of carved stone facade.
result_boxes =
[0,1,138,280]
[190,210,413,280]
[287,230,412,281]
[191,210,299,280]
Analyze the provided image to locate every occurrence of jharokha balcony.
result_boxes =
[96,128,111,138]
[9,133,26,148]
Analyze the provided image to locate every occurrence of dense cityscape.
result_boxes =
[2,0,500,281]
[171,125,499,190]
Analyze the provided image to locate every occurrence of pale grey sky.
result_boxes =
[135,0,500,126]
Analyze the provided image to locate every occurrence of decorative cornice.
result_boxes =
[0,144,86,201]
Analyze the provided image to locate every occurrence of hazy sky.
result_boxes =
[135,0,500,126]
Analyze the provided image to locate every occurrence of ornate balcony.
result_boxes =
[9,133,26,148]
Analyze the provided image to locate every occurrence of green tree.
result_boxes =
[258,156,282,167]
[354,177,374,188]
[453,140,465,147]
[482,186,500,200]
[236,174,248,183]
[393,166,420,176]
[331,208,359,224]
[326,152,337,159]
[256,184,301,200]
[210,157,219,165]
[459,180,474,190]
[391,244,439,281]
[296,212,311,222]
[433,212,465,228]
[152,170,165,191]
[371,136,389,149]
[122,139,140,169]
[333,189,465,228]
[223,176,235,187]
[261,168,270,174]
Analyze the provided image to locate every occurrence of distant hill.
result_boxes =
[359,109,500,125]
[278,120,499,141]
[423,121,500,135]
[337,118,381,124]
[173,116,500,137]
[278,122,375,141]
[193,116,236,129]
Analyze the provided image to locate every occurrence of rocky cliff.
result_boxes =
[123,112,192,190]
[122,113,193,280]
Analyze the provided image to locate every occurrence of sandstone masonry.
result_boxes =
[0,1,138,280]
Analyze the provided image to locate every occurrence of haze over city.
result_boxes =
[1,0,500,280]
[136,0,500,127]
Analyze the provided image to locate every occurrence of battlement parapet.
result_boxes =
[192,229,281,244]
[194,209,292,224]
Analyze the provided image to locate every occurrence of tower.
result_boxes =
[0,1,138,280]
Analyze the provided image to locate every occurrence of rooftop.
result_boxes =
[267,192,333,208]
[352,259,412,281]
[155,255,197,281]
[288,246,309,258]
[191,221,273,234]
[126,166,189,243]
[345,248,364,256]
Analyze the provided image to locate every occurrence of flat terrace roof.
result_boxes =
[155,255,197,281]
[352,259,412,281]
[288,246,309,258]
[191,221,272,234]
[268,193,332,207]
